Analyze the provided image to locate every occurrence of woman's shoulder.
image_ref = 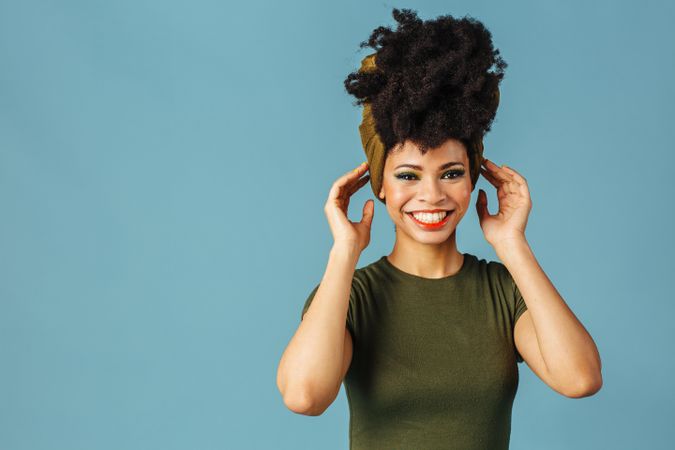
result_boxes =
[466,252,516,290]
[467,252,507,271]
[455,253,516,290]
[351,255,387,286]
[355,255,387,273]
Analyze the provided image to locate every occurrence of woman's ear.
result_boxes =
[378,187,385,200]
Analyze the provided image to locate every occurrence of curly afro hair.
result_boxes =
[344,8,507,171]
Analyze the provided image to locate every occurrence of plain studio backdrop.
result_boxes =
[1,1,673,449]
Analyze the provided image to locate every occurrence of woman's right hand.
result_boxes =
[324,162,375,253]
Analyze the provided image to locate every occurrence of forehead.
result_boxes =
[387,139,468,166]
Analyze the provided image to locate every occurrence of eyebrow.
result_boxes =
[394,161,465,170]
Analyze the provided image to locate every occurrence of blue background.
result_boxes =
[1,0,673,449]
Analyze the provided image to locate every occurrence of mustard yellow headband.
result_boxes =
[357,53,500,204]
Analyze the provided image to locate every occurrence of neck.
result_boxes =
[387,229,464,279]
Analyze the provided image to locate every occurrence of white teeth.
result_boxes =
[410,211,448,223]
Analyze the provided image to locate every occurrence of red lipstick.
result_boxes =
[406,210,453,230]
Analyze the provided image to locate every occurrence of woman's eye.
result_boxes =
[395,170,465,181]
[443,170,465,179]
[395,172,418,181]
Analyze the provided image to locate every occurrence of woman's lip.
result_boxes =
[406,210,453,229]
[405,209,450,213]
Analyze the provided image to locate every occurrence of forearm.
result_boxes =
[495,238,602,392]
[277,243,360,412]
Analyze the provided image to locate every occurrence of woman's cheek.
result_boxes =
[459,183,472,206]
[388,189,409,207]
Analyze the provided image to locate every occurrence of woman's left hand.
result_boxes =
[475,158,532,248]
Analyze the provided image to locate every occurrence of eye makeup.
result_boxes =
[394,169,465,181]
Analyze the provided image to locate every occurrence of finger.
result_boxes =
[501,166,530,199]
[330,175,370,216]
[475,188,490,223]
[341,174,370,201]
[329,162,369,199]
[345,174,371,198]
[360,199,374,227]
[342,163,369,190]
[483,161,512,184]
[348,161,369,177]
[480,166,501,188]
[482,159,512,183]
[337,162,369,188]
[488,163,525,193]
[501,165,526,185]
[481,165,520,195]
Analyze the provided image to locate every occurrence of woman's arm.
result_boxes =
[477,159,602,397]
[497,238,603,397]
[277,243,359,416]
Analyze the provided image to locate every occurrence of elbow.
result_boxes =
[283,390,327,416]
[564,373,603,398]
[277,362,325,416]
[277,366,335,416]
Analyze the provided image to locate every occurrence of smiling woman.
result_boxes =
[379,139,472,249]
[277,7,602,450]
[393,161,465,231]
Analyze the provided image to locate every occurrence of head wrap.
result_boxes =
[357,53,500,204]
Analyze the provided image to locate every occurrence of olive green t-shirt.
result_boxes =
[300,252,528,450]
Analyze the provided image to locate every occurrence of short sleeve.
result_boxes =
[300,283,320,321]
[300,279,358,339]
[510,275,528,363]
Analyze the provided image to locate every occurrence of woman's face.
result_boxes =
[378,138,472,245]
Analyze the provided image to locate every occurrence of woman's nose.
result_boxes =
[419,177,446,203]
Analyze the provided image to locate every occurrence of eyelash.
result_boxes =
[395,170,465,181]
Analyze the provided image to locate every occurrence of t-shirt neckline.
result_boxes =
[379,253,473,282]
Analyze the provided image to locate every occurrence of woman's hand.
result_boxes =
[324,162,374,253]
[475,158,532,248]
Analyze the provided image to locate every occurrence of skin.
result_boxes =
[477,156,603,397]
[371,138,603,398]
[377,139,472,278]
[279,137,602,414]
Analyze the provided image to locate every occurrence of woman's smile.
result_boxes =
[378,139,472,242]
[406,210,454,229]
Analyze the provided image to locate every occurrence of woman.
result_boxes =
[277,8,602,449]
